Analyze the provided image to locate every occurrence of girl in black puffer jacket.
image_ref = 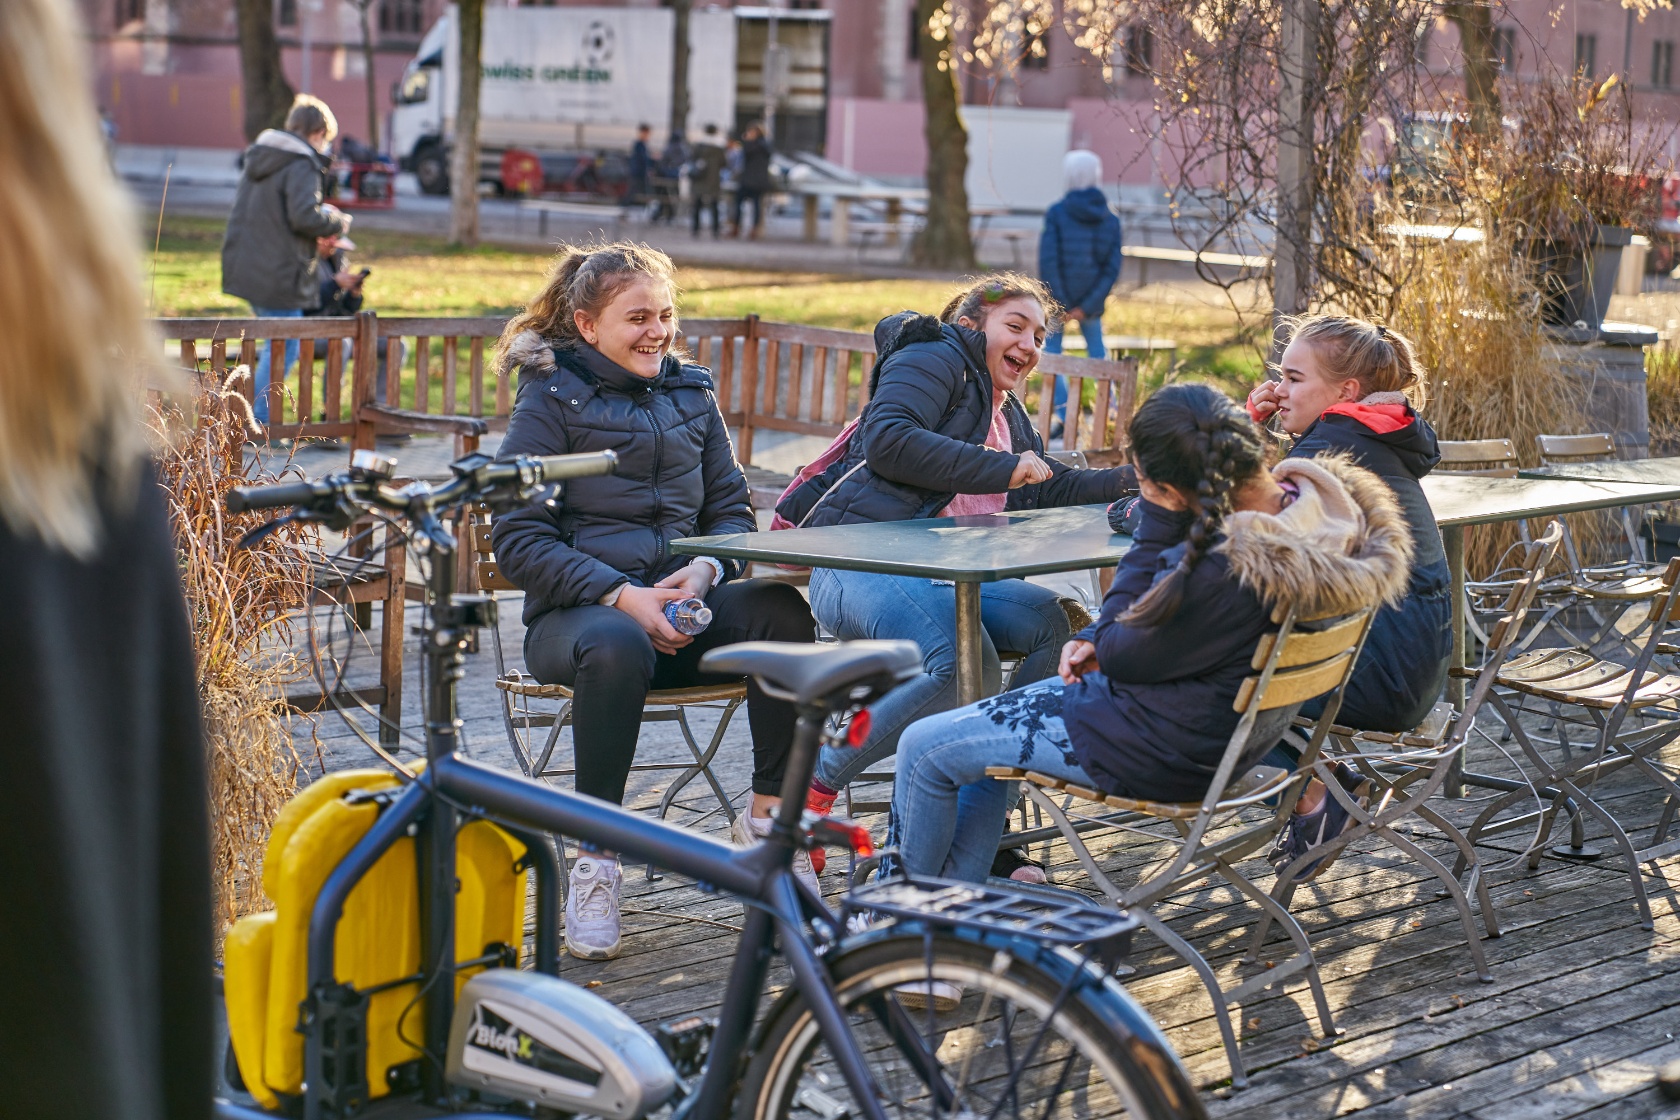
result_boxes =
[775,275,1135,825]
[492,244,816,959]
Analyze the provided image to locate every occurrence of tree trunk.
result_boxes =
[234,0,294,142]
[1272,0,1320,351]
[911,0,974,270]
[669,0,691,139]
[451,0,484,246]
[1444,2,1500,138]
[358,0,379,151]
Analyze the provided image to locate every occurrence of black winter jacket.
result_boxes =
[221,130,348,310]
[1287,400,1452,731]
[776,312,1134,528]
[491,335,755,624]
[1064,455,1413,802]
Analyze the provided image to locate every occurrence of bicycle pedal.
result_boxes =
[656,1014,716,1078]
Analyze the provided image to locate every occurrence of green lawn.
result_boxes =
[149,215,1265,400]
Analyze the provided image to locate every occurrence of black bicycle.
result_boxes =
[218,448,1205,1120]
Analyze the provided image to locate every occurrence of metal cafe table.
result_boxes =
[673,504,1129,706]
[1517,456,1680,488]
[1420,473,1680,794]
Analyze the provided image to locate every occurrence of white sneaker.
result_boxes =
[565,856,623,960]
[894,979,965,1012]
[733,813,822,897]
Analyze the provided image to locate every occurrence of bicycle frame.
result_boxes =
[292,496,893,1120]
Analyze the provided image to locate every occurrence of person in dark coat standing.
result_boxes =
[220,94,350,424]
[689,123,726,237]
[731,123,773,238]
[1038,150,1122,440]
[0,2,211,1117]
[628,123,652,204]
[776,274,1135,815]
[492,243,817,960]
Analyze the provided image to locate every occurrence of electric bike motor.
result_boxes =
[446,969,676,1119]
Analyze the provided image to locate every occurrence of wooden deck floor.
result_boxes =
[292,602,1680,1120]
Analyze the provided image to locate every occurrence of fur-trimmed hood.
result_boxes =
[1217,453,1413,619]
[504,328,558,374]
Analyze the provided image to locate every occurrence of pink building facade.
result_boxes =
[84,0,1680,179]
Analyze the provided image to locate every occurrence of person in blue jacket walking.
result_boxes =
[1038,150,1122,440]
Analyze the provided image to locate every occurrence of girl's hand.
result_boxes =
[614,584,692,654]
[655,562,716,601]
[1059,639,1098,684]
[1137,476,1188,512]
[1247,380,1280,421]
[1008,450,1056,489]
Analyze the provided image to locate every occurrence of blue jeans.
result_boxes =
[808,568,1072,791]
[1043,316,1106,432]
[249,305,303,425]
[887,678,1091,883]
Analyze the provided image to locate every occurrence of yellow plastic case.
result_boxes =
[223,769,528,1109]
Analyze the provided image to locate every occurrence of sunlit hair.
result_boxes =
[1280,314,1428,410]
[938,272,1062,332]
[496,242,680,371]
[284,94,338,144]
[0,0,161,557]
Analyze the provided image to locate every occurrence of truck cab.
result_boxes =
[390,15,449,194]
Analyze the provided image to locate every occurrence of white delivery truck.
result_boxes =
[390,5,737,196]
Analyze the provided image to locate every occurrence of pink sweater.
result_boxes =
[940,396,1013,518]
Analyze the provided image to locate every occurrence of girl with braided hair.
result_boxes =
[884,383,1412,898]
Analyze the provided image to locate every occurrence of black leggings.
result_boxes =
[523,578,815,803]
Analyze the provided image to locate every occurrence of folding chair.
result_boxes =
[1468,553,1680,929]
[986,600,1378,1087]
[469,507,746,886]
[1247,522,1566,984]
[1531,433,1669,654]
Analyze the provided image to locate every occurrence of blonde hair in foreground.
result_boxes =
[0,0,158,557]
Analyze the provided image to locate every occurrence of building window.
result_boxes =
[277,0,296,27]
[1655,40,1675,89]
[908,6,920,60]
[1018,22,1049,71]
[1494,25,1517,72]
[380,0,425,36]
[1575,33,1597,78]
[114,0,143,28]
[1124,25,1153,76]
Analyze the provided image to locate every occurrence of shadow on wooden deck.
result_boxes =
[288,600,1680,1120]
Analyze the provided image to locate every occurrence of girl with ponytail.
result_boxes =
[1246,316,1451,874]
[492,243,817,959]
[884,383,1413,887]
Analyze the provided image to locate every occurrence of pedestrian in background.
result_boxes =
[732,123,773,239]
[0,1,211,1117]
[220,94,350,426]
[689,123,725,238]
[1038,149,1122,441]
[628,122,652,204]
[652,130,689,224]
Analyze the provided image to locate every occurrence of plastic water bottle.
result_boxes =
[664,596,713,636]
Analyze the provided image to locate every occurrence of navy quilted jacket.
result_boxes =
[1038,188,1122,318]
[491,337,754,623]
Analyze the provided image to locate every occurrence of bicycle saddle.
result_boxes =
[701,640,923,706]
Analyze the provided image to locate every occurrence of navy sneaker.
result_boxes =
[1269,767,1371,882]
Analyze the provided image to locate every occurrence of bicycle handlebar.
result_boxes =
[225,450,618,521]
[225,478,331,514]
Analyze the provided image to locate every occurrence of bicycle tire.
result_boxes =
[734,928,1205,1120]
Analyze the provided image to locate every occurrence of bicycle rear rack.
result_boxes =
[843,874,1138,958]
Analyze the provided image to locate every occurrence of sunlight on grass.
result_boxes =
[148,216,1265,394]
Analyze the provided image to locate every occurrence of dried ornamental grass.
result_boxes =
[148,369,316,933]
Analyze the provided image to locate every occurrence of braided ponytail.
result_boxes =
[1120,384,1266,628]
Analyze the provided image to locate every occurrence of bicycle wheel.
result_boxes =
[735,929,1203,1120]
